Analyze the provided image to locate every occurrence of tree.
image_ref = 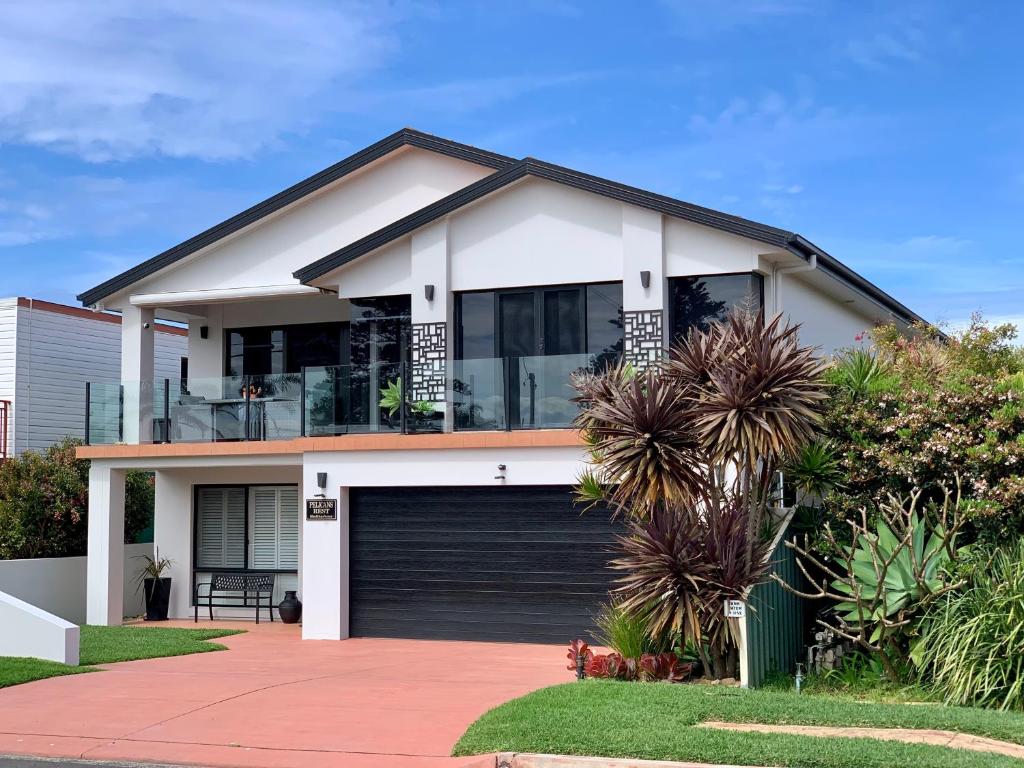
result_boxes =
[574,311,827,679]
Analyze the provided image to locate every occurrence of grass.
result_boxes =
[454,680,1024,768]
[0,625,243,689]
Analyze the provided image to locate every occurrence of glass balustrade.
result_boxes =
[86,354,597,444]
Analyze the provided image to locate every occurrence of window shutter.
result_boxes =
[278,487,299,569]
[224,489,246,567]
[251,487,279,569]
[196,487,247,569]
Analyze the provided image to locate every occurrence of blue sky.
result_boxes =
[1,1,1021,329]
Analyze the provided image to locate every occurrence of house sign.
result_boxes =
[724,599,745,619]
[306,498,338,521]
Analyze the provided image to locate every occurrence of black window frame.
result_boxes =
[667,272,764,343]
[190,483,300,608]
[222,322,350,378]
[453,281,624,362]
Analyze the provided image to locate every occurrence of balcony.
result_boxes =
[84,354,595,445]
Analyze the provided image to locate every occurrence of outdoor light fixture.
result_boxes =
[424,284,435,302]
[494,463,507,481]
[316,472,328,497]
[199,326,209,339]
[640,270,651,289]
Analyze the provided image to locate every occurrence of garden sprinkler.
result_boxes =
[795,662,804,694]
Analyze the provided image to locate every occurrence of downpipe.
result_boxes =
[772,253,817,314]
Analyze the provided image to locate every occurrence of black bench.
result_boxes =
[194,572,276,623]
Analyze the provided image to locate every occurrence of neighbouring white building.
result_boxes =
[73,128,924,644]
[0,298,186,460]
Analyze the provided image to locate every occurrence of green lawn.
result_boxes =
[0,625,243,689]
[454,680,1024,768]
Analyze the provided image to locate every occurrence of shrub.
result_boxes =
[565,640,694,683]
[818,316,1024,548]
[918,538,1024,710]
[779,484,966,681]
[0,437,153,559]
[594,601,672,658]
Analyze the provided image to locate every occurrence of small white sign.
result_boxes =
[724,599,745,619]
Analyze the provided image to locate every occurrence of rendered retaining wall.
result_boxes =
[0,542,153,624]
[0,591,79,664]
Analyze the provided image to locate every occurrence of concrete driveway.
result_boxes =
[0,622,569,768]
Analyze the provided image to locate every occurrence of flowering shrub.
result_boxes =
[814,317,1024,546]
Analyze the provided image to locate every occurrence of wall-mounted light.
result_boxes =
[316,472,328,497]
[640,270,651,289]
[424,284,435,302]
[494,463,507,481]
[199,326,209,340]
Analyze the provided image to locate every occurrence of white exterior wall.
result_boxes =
[448,179,624,291]
[781,274,874,354]
[117,149,492,305]
[301,445,586,640]
[1,302,186,454]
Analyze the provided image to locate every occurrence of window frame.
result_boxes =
[190,483,300,606]
[454,281,623,361]
[222,322,349,378]
[667,271,765,342]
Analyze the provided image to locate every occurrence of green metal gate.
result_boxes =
[744,531,805,687]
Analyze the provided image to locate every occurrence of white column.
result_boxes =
[301,464,349,640]
[86,463,126,626]
[154,470,193,620]
[410,220,451,427]
[121,304,156,444]
[621,205,668,366]
[622,204,665,312]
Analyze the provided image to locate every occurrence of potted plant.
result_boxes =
[135,548,174,621]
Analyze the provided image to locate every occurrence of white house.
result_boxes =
[0,297,186,460]
[74,128,924,643]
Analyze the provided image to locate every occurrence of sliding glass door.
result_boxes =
[455,283,622,430]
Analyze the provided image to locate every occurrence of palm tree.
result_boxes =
[574,310,827,679]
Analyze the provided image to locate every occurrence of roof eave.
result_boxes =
[77,128,514,308]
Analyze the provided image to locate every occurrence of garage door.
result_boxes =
[350,485,623,643]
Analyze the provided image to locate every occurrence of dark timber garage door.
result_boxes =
[350,485,623,643]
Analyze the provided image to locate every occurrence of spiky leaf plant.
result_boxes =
[919,538,1024,710]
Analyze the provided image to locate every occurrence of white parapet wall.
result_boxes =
[0,591,80,665]
[0,542,153,624]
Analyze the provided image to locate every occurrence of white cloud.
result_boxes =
[0,1,406,161]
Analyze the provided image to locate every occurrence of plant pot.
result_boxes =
[143,577,171,621]
[279,590,302,624]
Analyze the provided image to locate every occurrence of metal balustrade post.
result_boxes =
[300,367,307,438]
[84,382,91,445]
[163,378,171,443]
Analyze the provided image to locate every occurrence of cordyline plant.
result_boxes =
[774,482,966,680]
[573,311,827,679]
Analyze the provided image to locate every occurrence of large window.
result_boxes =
[454,282,623,366]
[453,283,623,430]
[226,323,347,378]
[669,273,763,342]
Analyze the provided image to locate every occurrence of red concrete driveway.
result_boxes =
[0,622,569,768]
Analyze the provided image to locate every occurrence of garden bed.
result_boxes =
[454,680,1024,768]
